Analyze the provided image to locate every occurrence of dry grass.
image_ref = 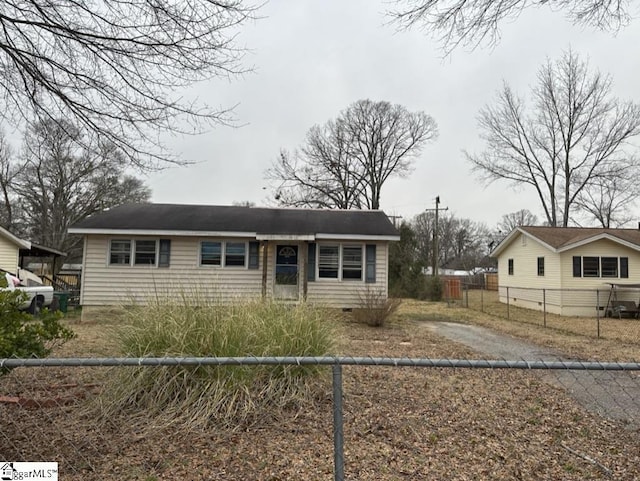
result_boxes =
[455,290,640,362]
[1,302,640,480]
[466,289,640,342]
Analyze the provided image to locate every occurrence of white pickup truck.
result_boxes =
[3,272,55,314]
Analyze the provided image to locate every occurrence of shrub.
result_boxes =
[352,287,401,327]
[97,297,337,429]
[0,290,74,373]
[425,276,444,301]
[389,264,428,299]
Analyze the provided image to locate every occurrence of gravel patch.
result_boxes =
[421,320,640,428]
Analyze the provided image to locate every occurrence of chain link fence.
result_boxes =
[2,356,640,480]
[461,284,640,343]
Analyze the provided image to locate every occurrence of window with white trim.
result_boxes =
[583,256,599,277]
[572,256,629,278]
[601,257,618,277]
[317,244,364,281]
[199,241,248,268]
[537,257,544,276]
[110,240,131,265]
[318,245,339,279]
[200,241,222,266]
[225,242,246,267]
[109,239,170,267]
[134,240,157,265]
[342,245,363,280]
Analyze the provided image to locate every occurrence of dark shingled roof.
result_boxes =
[70,203,400,238]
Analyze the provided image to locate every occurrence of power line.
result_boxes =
[425,196,448,277]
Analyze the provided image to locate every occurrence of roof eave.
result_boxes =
[490,227,559,257]
[67,228,259,237]
[67,228,400,241]
[0,226,31,249]
[489,227,521,257]
[557,233,640,253]
[315,233,400,241]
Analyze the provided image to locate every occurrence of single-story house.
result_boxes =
[68,203,400,316]
[0,226,31,274]
[0,227,67,288]
[491,226,640,316]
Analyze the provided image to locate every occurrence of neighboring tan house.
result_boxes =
[68,203,400,316]
[491,226,640,317]
[0,226,31,274]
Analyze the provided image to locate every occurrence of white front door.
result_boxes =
[274,244,299,300]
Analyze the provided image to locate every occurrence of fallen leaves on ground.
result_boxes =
[1,317,639,480]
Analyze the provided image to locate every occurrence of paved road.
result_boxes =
[421,321,640,429]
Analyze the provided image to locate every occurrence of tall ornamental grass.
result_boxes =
[95,297,337,429]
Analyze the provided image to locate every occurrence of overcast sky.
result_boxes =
[147,1,640,229]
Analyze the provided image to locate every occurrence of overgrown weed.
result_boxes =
[93,296,337,430]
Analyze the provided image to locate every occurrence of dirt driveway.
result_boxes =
[421,321,640,430]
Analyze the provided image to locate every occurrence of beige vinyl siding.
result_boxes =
[81,235,263,306]
[497,235,640,316]
[0,235,19,273]
[559,239,640,288]
[498,233,562,290]
[81,236,391,310]
[78,236,88,305]
[497,233,561,311]
[306,242,388,309]
[557,239,640,316]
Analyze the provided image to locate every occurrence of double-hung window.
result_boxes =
[109,239,168,267]
[110,240,131,265]
[582,256,599,277]
[225,242,246,267]
[134,240,157,265]
[537,257,544,276]
[601,257,618,277]
[201,241,222,266]
[317,244,363,281]
[200,241,247,267]
[572,256,629,278]
[318,245,339,279]
[342,245,363,280]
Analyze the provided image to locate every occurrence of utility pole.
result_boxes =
[425,196,448,277]
[387,215,403,228]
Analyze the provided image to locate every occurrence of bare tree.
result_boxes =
[268,99,438,210]
[468,50,640,227]
[0,1,256,167]
[271,119,365,209]
[12,118,151,265]
[573,165,640,227]
[0,131,18,228]
[389,0,630,52]
[497,209,539,233]
[412,211,490,271]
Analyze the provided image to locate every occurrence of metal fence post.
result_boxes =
[543,289,546,328]
[596,289,601,339]
[333,363,344,481]
[506,286,510,320]
[465,283,469,308]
